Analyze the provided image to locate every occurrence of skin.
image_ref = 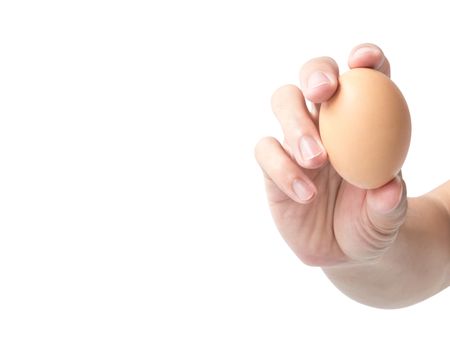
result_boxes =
[255,43,450,309]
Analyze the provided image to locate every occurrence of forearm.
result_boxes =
[323,182,450,309]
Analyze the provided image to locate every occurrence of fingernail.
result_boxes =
[299,135,324,161]
[307,71,330,89]
[353,46,378,57]
[353,47,385,69]
[373,176,404,214]
[292,179,314,202]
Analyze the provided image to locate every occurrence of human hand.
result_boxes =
[255,44,407,267]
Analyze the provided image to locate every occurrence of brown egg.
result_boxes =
[319,68,411,189]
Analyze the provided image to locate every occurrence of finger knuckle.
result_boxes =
[269,152,289,175]
[254,136,277,161]
[271,84,302,112]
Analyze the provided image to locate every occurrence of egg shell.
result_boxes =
[319,68,411,189]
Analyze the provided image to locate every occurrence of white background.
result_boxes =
[0,0,449,349]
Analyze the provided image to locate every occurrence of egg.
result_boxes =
[319,68,411,189]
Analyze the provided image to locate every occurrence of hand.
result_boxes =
[255,44,408,267]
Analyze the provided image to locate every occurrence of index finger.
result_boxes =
[299,56,339,104]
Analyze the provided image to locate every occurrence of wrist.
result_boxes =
[323,192,450,308]
[397,192,450,290]
[423,184,450,287]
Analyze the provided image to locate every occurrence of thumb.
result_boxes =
[365,175,408,235]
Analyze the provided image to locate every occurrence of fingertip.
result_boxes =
[292,178,317,204]
[297,150,328,170]
[367,176,405,214]
[299,57,339,103]
[255,136,319,205]
[303,72,338,103]
[348,43,390,76]
[296,135,328,170]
